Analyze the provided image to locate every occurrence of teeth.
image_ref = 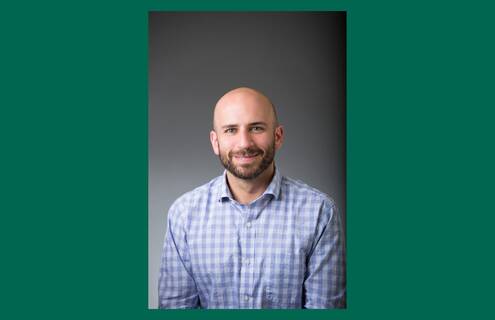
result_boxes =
[233,153,259,158]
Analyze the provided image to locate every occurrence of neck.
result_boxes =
[226,164,275,205]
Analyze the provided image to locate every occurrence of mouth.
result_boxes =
[232,153,260,164]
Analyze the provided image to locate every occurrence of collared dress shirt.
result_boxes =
[158,168,346,309]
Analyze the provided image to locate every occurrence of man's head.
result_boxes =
[210,87,284,180]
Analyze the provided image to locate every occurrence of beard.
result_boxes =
[218,142,275,180]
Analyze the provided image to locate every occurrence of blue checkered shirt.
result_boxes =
[158,168,346,309]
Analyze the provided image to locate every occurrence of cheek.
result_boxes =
[254,136,274,148]
[217,140,232,154]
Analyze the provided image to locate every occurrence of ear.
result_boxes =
[274,125,284,150]
[210,130,220,155]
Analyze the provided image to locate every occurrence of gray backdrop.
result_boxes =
[148,12,346,309]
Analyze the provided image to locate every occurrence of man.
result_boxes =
[158,87,345,309]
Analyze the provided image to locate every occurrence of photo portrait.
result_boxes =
[148,12,346,309]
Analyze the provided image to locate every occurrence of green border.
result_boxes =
[1,0,494,319]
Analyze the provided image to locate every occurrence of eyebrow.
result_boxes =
[220,122,268,129]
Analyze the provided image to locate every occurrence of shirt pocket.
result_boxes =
[263,250,305,308]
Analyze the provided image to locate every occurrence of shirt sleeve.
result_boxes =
[158,201,199,308]
[303,199,346,309]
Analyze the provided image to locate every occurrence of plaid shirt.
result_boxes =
[158,168,346,309]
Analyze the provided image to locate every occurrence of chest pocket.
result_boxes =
[263,250,305,308]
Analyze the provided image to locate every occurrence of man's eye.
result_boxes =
[251,126,264,132]
[225,128,236,133]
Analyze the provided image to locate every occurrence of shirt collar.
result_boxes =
[218,166,282,202]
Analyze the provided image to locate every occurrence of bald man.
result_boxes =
[158,87,346,309]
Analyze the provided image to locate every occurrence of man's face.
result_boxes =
[210,90,283,180]
[219,136,275,180]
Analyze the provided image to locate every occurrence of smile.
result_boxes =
[233,154,259,163]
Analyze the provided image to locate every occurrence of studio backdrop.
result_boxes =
[148,12,346,309]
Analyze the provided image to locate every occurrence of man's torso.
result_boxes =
[173,171,334,308]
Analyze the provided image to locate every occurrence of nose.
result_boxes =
[237,128,254,149]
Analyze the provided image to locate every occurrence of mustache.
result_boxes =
[229,147,263,157]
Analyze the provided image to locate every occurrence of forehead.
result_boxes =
[214,93,274,127]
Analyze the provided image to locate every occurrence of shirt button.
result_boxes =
[246,222,251,228]
[244,258,250,265]
[244,295,250,301]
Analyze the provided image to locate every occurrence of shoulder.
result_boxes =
[280,175,338,222]
[281,175,336,208]
[168,175,223,222]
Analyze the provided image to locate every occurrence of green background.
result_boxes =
[1,0,494,318]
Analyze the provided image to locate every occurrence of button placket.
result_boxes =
[239,207,253,307]
[247,207,257,307]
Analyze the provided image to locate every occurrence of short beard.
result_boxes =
[219,143,275,180]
